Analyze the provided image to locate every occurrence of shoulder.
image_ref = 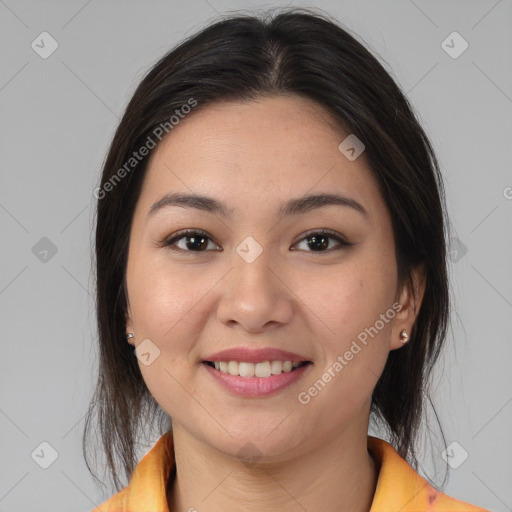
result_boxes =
[90,487,128,512]
[368,436,490,512]
[88,431,174,511]
[429,488,490,511]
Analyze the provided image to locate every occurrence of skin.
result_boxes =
[125,95,425,512]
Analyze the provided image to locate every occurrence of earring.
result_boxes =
[399,329,409,343]
[126,333,136,354]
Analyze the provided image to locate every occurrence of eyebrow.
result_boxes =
[147,192,368,220]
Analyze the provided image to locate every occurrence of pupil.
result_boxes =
[187,235,208,251]
[308,235,328,251]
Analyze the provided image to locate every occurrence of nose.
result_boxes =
[216,246,294,334]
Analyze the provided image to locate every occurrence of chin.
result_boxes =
[206,423,305,462]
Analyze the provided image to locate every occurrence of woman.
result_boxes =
[85,7,489,511]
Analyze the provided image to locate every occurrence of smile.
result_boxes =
[201,360,313,398]
[204,360,310,377]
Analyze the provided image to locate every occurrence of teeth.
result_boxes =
[210,360,306,377]
[228,361,238,376]
[239,362,255,377]
[255,361,271,377]
[270,360,282,374]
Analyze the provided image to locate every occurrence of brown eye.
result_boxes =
[163,229,221,253]
[292,230,352,253]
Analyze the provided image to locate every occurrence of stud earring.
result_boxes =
[126,333,136,354]
[399,329,409,343]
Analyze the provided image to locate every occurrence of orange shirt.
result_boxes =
[92,432,489,511]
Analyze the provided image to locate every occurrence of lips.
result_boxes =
[201,346,313,396]
[201,359,312,397]
[203,347,311,364]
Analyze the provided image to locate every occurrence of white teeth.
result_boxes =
[210,360,306,377]
[270,360,282,374]
[239,362,255,377]
[228,361,238,376]
[255,361,271,378]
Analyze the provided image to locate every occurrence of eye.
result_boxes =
[292,229,352,253]
[162,229,221,253]
[161,229,351,254]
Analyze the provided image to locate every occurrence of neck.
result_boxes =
[167,417,378,512]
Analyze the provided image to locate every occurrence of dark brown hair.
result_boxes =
[84,6,450,493]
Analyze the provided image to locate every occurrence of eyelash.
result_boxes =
[161,228,352,255]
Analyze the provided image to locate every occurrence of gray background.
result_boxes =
[1,1,511,511]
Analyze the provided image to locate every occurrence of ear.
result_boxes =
[390,263,426,350]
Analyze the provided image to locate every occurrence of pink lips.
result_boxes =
[202,346,312,398]
[204,346,310,364]
[202,362,312,397]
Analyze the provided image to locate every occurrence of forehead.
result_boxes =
[149,95,346,161]
[137,95,385,221]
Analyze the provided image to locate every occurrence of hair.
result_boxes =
[83,6,450,494]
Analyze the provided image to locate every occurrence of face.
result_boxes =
[125,95,423,461]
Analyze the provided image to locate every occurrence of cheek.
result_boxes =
[294,250,397,399]
[297,254,396,342]
[130,257,204,332]
[126,254,217,390]
[129,262,210,417]
[293,264,395,431]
